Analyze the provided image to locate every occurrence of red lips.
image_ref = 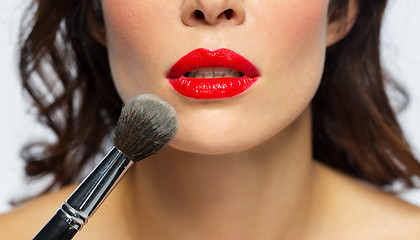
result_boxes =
[167,48,260,99]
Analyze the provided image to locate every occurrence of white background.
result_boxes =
[0,0,419,213]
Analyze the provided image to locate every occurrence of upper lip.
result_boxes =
[166,48,260,79]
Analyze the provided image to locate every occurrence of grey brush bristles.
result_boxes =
[114,94,178,162]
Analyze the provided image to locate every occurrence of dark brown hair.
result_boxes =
[18,0,420,194]
[313,0,420,187]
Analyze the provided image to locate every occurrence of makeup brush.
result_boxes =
[33,94,178,240]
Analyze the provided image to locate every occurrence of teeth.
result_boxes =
[184,68,244,78]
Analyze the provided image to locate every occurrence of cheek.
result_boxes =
[257,0,329,48]
[251,0,329,69]
[101,0,176,101]
[102,0,175,54]
[253,0,329,106]
[236,0,330,149]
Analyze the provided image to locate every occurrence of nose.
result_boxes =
[181,0,246,26]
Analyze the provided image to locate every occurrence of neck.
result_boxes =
[121,107,321,240]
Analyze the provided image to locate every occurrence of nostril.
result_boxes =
[223,9,233,19]
[184,7,244,26]
[194,10,205,20]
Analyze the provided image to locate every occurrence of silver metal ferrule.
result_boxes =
[59,147,133,231]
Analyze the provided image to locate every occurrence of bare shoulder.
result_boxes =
[317,163,420,240]
[0,185,77,239]
[0,183,131,240]
[365,189,420,239]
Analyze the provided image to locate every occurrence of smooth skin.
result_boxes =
[2,0,420,239]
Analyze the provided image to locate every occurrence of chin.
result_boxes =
[167,123,279,155]
[168,136,259,155]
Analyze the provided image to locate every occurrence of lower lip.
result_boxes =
[168,76,259,99]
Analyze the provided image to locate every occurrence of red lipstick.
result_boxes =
[167,48,260,99]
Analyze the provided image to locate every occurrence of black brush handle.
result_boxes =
[33,211,77,240]
[32,147,132,240]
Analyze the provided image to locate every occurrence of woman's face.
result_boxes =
[101,0,330,154]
